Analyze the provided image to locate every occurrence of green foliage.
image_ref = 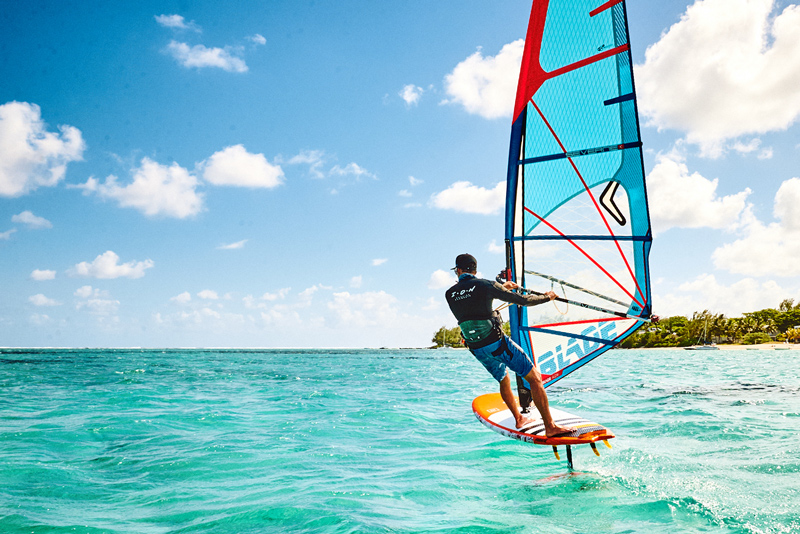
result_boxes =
[431,326,463,348]
[742,332,772,345]
[775,309,800,333]
[786,328,800,343]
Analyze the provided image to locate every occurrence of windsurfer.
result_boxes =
[445,253,576,437]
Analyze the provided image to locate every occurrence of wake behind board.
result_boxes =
[472,393,614,464]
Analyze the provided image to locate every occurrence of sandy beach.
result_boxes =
[644,343,799,350]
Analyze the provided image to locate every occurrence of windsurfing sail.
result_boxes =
[504,0,653,388]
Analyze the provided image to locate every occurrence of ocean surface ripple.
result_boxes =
[1,348,798,533]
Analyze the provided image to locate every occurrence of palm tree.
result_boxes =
[726,317,743,344]
[709,313,727,343]
[740,316,759,335]
[786,328,800,343]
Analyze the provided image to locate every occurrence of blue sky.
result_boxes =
[2,0,799,347]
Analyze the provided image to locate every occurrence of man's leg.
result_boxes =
[495,335,575,436]
[499,373,533,429]
[523,366,575,437]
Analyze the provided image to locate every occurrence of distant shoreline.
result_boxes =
[631,343,799,351]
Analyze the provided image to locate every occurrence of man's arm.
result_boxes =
[488,280,554,307]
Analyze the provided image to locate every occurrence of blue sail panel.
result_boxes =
[505,0,652,388]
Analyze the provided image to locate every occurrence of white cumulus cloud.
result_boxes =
[201,145,283,188]
[730,138,774,159]
[430,181,505,215]
[262,288,291,301]
[247,34,267,45]
[428,269,456,290]
[443,40,524,119]
[329,162,376,180]
[399,84,424,106]
[286,150,326,179]
[636,0,800,156]
[0,101,85,197]
[296,285,331,308]
[197,289,219,300]
[80,158,204,219]
[12,211,52,229]
[774,177,800,230]
[488,240,504,254]
[155,14,201,32]
[217,239,247,250]
[259,305,302,328]
[658,273,789,317]
[243,295,265,310]
[162,307,236,327]
[712,177,800,277]
[647,153,751,232]
[170,291,192,304]
[31,269,56,281]
[298,285,320,307]
[75,286,109,299]
[29,294,61,307]
[371,258,388,267]
[165,41,248,73]
[326,291,400,329]
[0,229,16,240]
[76,298,120,316]
[70,251,154,279]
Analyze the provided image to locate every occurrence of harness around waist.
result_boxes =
[459,319,494,343]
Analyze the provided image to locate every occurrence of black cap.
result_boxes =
[452,253,477,271]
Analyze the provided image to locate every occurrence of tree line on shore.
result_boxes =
[431,299,800,348]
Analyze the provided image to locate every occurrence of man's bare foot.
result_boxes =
[545,424,576,437]
[515,414,537,429]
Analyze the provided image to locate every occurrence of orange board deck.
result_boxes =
[472,392,614,446]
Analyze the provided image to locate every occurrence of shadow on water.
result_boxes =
[530,469,606,488]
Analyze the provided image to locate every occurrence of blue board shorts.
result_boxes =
[469,335,534,382]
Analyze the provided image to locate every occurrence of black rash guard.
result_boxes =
[445,273,550,348]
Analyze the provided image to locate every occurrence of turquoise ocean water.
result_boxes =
[1,347,798,533]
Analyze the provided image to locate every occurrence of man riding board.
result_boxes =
[445,253,575,437]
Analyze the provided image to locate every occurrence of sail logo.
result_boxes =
[538,322,617,375]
